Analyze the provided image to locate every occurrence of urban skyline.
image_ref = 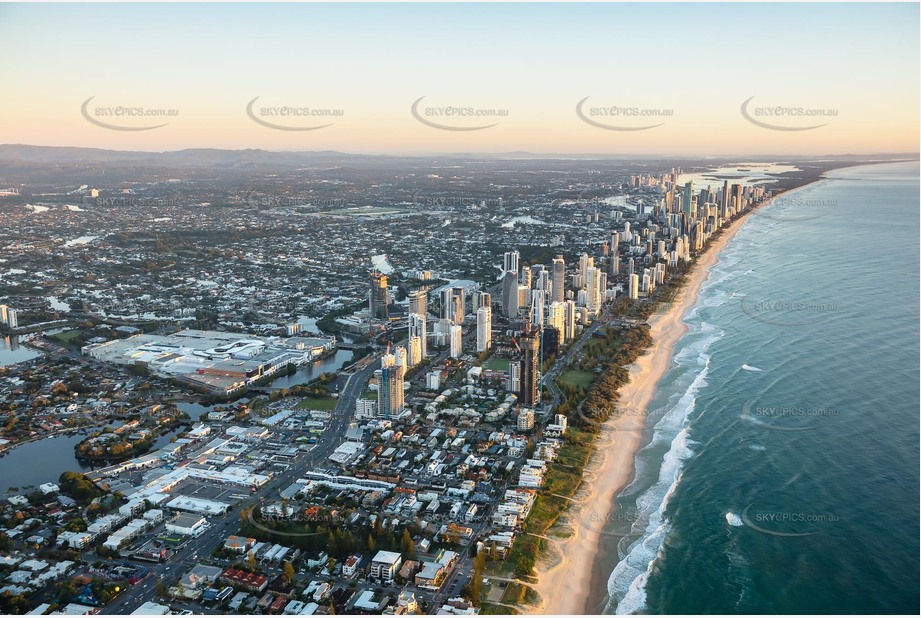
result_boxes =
[0,1,917,616]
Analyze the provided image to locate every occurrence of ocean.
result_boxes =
[597,161,920,614]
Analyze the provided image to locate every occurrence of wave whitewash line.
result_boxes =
[515,175,833,615]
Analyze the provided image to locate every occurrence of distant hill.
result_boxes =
[0,144,916,169]
[0,144,372,168]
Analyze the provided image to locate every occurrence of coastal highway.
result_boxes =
[105,357,382,613]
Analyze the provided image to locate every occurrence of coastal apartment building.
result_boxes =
[369,550,403,583]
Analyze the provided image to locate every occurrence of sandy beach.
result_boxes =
[530,210,753,615]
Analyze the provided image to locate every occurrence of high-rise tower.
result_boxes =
[378,352,405,418]
[369,272,389,320]
[519,325,540,407]
[551,255,565,303]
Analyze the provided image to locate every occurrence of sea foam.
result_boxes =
[606,335,718,614]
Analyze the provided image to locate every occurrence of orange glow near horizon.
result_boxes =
[0,3,917,156]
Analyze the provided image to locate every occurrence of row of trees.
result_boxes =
[576,326,652,428]
[240,506,420,563]
[461,550,487,606]
[266,378,333,403]
[504,324,658,577]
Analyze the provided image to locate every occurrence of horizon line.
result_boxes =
[1,143,918,161]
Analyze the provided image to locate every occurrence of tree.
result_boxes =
[400,529,416,560]
[281,561,295,584]
[488,541,499,562]
[463,550,487,606]
[245,551,257,570]
[366,534,377,555]
[0,592,27,614]
[57,580,77,602]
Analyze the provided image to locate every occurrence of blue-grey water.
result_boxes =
[0,335,39,367]
[598,161,919,614]
[268,348,354,389]
[0,421,193,493]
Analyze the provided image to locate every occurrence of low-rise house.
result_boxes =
[229,592,250,612]
[39,483,60,495]
[221,567,268,593]
[351,589,390,613]
[341,554,362,578]
[224,535,256,554]
[57,531,94,549]
[398,559,420,581]
[180,564,223,590]
[130,601,170,615]
[414,561,446,590]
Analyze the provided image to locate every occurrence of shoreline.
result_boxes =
[530,181,823,615]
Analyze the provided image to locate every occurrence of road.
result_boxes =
[541,303,614,415]
[106,357,382,613]
[104,300,618,613]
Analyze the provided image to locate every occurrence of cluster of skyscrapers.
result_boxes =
[366,170,764,425]
[501,252,580,346]
[656,175,764,257]
[435,286,465,359]
[407,290,427,366]
[570,173,765,307]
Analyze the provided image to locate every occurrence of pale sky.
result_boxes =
[0,2,918,155]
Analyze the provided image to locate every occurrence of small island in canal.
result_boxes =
[74,404,188,462]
